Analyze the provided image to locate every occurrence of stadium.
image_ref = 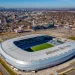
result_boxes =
[0,34,75,71]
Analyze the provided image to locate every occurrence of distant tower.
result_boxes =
[48,20,55,28]
[32,20,36,30]
[32,20,35,26]
[50,20,54,26]
[0,20,1,24]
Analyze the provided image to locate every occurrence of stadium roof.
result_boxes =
[0,34,75,62]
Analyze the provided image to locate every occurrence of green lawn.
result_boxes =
[31,43,53,52]
[69,36,75,41]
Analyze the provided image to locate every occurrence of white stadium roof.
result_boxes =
[0,34,75,62]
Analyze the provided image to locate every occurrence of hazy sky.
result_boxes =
[0,0,75,8]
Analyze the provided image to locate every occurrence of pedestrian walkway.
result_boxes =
[0,63,10,75]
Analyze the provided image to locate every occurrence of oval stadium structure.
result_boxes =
[0,34,75,71]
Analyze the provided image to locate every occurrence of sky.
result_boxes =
[0,0,75,8]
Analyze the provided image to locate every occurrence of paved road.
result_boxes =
[0,63,9,75]
[66,70,75,75]
[57,62,75,73]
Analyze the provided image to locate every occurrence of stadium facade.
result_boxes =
[0,34,75,71]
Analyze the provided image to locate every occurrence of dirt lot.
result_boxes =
[0,27,72,41]
[0,72,2,75]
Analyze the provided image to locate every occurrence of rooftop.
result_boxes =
[0,34,75,62]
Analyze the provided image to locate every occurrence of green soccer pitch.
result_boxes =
[31,43,53,52]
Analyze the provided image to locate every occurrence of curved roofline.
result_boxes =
[0,34,75,62]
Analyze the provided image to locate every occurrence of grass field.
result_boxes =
[31,43,53,52]
[69,36,75,41]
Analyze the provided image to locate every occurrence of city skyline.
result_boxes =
[0,0,75,8]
